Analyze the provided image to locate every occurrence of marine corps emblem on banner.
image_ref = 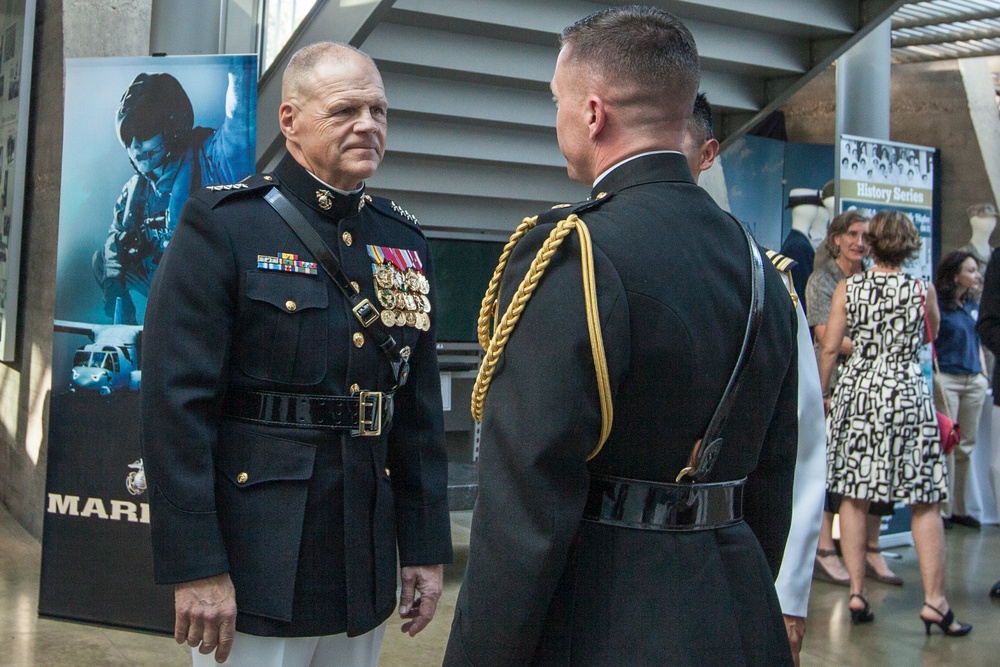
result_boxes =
[367,245,431,330]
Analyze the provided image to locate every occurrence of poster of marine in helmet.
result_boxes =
[40,55,256,633]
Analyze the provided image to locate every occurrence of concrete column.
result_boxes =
[150,0,222,55]
[836,20,891,141]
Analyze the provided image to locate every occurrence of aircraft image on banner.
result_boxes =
[53,298,142,395]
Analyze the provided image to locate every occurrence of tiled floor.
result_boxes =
[1,504,997,666]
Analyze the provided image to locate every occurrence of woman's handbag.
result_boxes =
[919,283,960,455]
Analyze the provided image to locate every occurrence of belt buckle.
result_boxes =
[357,391,383,437]
[353,299,379,327]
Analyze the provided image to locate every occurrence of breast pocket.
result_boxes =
[238,271,329,385]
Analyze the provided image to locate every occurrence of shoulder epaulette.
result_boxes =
[194,173,276,209]
[765,249,798,273]
[537,191,615,225]
[764,249,799,308]
[367,196,421,230]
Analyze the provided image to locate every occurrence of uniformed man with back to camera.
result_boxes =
[141,42,452,666]
[684,93,825,667]
[94,70,254,325]
[444,6,798,666]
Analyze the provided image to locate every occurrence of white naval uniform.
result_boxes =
[774,273,827,618]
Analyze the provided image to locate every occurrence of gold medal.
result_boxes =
[419,312,431,330]
[403,293,416,311]
[393,310,406,326]
[380,309,396,327]
[377,289,394,308]
[418,274,430,294]
[404,311,417,327]
[375,265,394,288]
[419,295,431,313]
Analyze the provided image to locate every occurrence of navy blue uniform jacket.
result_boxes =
[445,153,797,666]
[141,154,452,637]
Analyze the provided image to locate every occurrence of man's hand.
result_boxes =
[174,573,237,664]
[398,564,444,637]
[782,614,806,667]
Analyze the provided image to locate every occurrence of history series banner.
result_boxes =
[38,54,256,632]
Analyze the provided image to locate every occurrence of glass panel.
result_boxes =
[261,0,318,72]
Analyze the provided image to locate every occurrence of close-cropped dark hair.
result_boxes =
[866,210,921,267]
[561,5,699,120]
[935,251,977,310]
[687,92,713,144]
[823,210,870,257]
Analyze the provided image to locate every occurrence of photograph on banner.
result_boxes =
[837,134,937,546]
[40,54,256,633]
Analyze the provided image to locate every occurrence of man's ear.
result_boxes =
[586,94,606,140]
[278,102,296,139]
[699,138,720,173]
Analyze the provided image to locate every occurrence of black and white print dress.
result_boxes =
[826,272,948,505]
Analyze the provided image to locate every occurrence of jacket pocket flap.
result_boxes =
[216,423,317,487]
[245,271,328,312]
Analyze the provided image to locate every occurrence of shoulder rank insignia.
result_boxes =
[765,249,799,308]
[390,201,419,226]
[197,173,274,209]
[537,193,614,226]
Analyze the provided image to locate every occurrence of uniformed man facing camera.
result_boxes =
[444,7,797,666]
[141,42,452,667]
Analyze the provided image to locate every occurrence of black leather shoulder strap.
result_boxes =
[263,188,410,389]
[680,214,766,483]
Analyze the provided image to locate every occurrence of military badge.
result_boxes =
[367,245,431,329]
[257,253,318,275]
[316,189,333,210]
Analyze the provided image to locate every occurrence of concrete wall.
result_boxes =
[781,59,998,256]
[0,0,151,539]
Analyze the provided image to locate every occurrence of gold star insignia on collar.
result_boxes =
[316,189,333,210]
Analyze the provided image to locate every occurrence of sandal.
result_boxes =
[920,602,971,636]
[849,593,874,624]
[814,548,849,586]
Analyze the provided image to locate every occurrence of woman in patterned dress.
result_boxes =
[818,210,971,636]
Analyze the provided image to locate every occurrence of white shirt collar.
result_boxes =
[307,170,364,195]
[592,150,683,189]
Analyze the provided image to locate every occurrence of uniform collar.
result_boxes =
[591,151,693,199]
[273,153,367,220]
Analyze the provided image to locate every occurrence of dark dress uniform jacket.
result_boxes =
[444,153,797,666]
[141,154,452,637]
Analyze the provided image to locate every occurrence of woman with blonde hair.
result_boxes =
[819,210,970,635]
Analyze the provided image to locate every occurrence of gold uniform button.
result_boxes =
[596,191,607,199]
[342,231,353,246]
[384,468,391,477]
[237,472,249,484]
[350,383,360,394]
[263,175,273,181]
[285,300,297,312]
[352,332,365,348]
[351,280,360,293]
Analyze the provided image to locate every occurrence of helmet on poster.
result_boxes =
[116,72,194,154]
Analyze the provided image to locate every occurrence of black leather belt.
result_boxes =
[222,388,391,436]
[583,474,746,532]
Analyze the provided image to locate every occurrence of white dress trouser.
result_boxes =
[191,621,387,667]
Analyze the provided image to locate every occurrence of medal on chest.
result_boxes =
[367,245,431,330]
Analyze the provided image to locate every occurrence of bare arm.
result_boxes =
[812,322,852,356]
[818,280,849,398]
[925,283,941,342]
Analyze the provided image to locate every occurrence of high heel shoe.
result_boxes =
[920,602,972,636]
[814,548,850,586]
[849,593,874,624]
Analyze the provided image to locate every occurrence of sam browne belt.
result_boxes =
[223,388,391,437]
[583,474,745,531]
